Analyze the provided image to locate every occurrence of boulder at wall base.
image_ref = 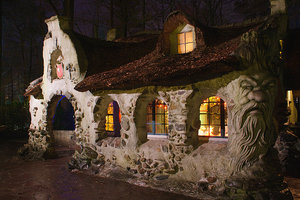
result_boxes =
[224,177,294,200]
[82,147,98,159]
[18,144,57,160]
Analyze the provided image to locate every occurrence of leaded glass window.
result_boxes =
[105,101,121,137]
[177,31,195,54]
[198,96,228,138]
[146,99,168,136]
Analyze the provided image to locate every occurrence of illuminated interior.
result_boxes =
[105,101,121,136]
[146,99,169,135]
[198,96,228,138]
[177,31,195,54]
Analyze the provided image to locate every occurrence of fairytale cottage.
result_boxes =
[23,1,293,199]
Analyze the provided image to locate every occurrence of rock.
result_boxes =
[207,176,217,183]
[155,175,169,180]
[129,169,138,174]
[174,156,181,161]
[161,145,168,153]
[146,159,153,165]
[198,181,208,191]
[121,117,130,131]
[142,163,149,169]
[124,154,131,161]
[208,184,215,191]
[83,147,98,159]
[175,124,185,131]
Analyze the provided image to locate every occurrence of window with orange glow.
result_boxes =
[146,99,168,136]
[177,31,195,54]
[105,101,121,137]
[198,96,228,138]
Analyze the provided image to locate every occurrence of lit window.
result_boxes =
[177,31,195,54]
[146,99,168,137]
[105,101,121,137]
[198,96,228,138]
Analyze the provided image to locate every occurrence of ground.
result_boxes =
[0,133,299,200]
[0,134,198,200]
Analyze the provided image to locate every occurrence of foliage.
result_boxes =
[0,100,30,131]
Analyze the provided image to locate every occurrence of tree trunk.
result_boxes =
[63,0,74,30]
[161,0,164,29]
[29,38,32,84]
[110,0,114,28]
[120,0,128,37]
[142,0,146,31]
[0,16,2,106]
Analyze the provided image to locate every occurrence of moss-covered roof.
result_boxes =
[75,11,263,92]
[74,32,159,77]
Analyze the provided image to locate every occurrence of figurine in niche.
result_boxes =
[56,55,64,79]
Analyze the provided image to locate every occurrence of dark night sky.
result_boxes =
[1,0,299,104]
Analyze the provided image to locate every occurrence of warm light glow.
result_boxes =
[105,102,121,132]
[147,99,168,135]
[198,96,228,137]
[177,31,195,54]
[105,103,114,131]
[279,39,283,59]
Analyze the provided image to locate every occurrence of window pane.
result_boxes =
[147,99,168,135]
[200,113,209,125]
[156,124,167,134]
[211,114,221,125]
[185,43,194,53]
[200,102,208,113]
[185,32,193,43]
[210,103,220,114]
[210,126,221,137]
[177,33,185,44]
[178,44,185,54]
[198,125,210,136]
[146,123,153,133]
[199,96,228,138]
[107,103,113,114]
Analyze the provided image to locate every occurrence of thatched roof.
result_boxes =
[75,11,262,92]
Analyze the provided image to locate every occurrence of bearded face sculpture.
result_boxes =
[227,73,278,173]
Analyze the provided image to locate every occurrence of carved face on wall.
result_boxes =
[228,73,278,172]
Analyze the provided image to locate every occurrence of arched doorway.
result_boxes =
[48,95,75,147]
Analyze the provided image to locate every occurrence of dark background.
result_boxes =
[0,0,299,131]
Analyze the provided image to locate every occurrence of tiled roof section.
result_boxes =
[74,32,159,77]
[24,77,43,97]
[74,36,241,92]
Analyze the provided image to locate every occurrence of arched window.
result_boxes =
[198,96,228,138]
[177,24,196,54]
[105,101,121,137]
[146,99,168,138]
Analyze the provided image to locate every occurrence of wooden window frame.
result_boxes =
[105,101,121,137]
[146,99,168,136]
[199,97,228,138]
[177,31,195,54]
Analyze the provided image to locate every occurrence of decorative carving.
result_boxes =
[228,73,278,173]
